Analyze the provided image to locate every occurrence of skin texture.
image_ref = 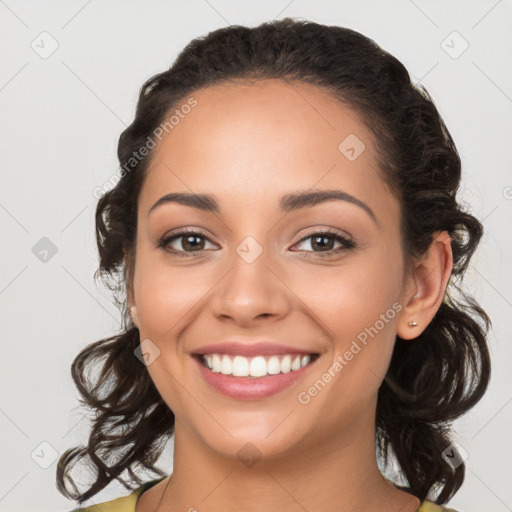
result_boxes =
[127,79,453,512]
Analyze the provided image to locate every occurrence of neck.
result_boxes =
[148,400,421,512]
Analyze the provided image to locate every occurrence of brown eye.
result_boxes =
[179,234,206,251]
[291,230,355,257]
[157,230,217,256]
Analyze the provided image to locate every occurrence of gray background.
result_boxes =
[1,1,511,511]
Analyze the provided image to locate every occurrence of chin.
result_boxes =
[190,413,312,465]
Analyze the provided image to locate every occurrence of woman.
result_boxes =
[57,17,491,512]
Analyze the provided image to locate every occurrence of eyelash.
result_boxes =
[156,228,356,259]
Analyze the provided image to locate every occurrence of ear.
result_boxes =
[397,231,453,340]
[124,248,138,327]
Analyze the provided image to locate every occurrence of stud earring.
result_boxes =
[408,320,418,327]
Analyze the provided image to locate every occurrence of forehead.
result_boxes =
[139,79,397,219]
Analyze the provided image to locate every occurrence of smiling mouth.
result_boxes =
[194,353,320,379]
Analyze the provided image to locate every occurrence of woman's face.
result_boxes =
[128,79,414,461]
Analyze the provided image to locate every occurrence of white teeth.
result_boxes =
[249,356,267,377]
[221,355,232,375]
[267,356,281,375]
[212,354,221,372]
[201,353,314,377]
[301,355,311,367]
[281,355,292,373]
[232,355,249,377]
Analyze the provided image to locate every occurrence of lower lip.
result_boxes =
[193,356,318,400]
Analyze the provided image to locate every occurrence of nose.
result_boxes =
[210,240,292,327]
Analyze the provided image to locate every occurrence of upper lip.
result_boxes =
[192,341,319,357]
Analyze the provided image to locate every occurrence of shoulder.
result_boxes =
[68,491,137,512]
[67,476,168,512]
[71,491,138,512]
[418,500,461,512]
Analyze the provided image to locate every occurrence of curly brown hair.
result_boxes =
[56,17,491,506]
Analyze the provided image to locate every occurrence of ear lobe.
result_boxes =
[130,305,139,327]
[397,231,453,340]
[124,249,137,326]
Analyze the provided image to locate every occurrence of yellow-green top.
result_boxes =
[69,476,461,512]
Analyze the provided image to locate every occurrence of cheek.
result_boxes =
[133,249,212,340]
[293,249,404,340]
[291,246,404,393]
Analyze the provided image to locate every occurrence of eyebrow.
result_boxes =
[147,189,377,223]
